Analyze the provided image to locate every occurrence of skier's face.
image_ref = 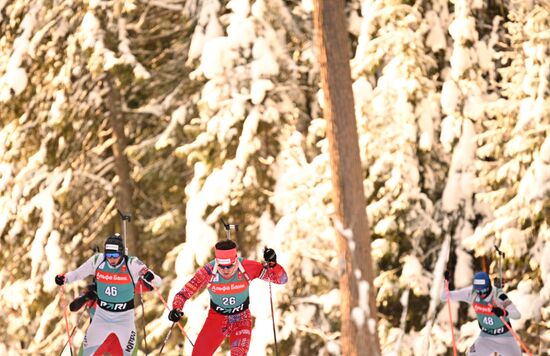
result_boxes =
[475,286,491,299]
[105,252,122,266]
[218,263,237,278]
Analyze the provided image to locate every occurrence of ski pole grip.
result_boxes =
[117,209,132,222]
[220,218,229,230]
[220,219,239,231]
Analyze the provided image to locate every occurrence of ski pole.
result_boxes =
[498,315,532,355]
[150,283,194,347]
[59,286,74,356]
[268,277,280,356]
[494,245,505,289]
[158,322,176,355]
[59,307,88,356]
[139,283,149,355]
[117,209,131,255]
[444,279,457,356]
[220,218,238,240]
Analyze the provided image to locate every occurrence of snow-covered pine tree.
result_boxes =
[467,1,550,349]
[1,0,547,354]
[433,0,491,352]
[350,0,449,353]
[0,0,196,352]
[169,0,310,353]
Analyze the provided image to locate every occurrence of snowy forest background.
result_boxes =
[1,0,549,355]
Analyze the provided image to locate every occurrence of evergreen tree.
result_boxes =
[350,0,449,352]
[467,1,549,349]
[0,0,195,352]
[0,0,548,354]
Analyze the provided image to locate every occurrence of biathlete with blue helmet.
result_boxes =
[441,271,522,355]
[55,234,162,356]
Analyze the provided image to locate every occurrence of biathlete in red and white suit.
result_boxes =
[168,239,288,356]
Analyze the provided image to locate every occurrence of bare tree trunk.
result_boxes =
[313,1,381,355]
[107,77,138,254]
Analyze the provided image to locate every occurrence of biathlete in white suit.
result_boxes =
[441,271,522,356]
[55,233,162,356]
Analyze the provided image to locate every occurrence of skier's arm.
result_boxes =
[243,259,288,284]
[128,256,162,289]
[495,292,521,319]
[172,265,211,310]
[440,286,473,304]
[64,254,102,284]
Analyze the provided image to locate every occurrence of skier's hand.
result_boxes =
[83,289,97,301]
[142,270,155,282]
[263,247,277,267]
[491,306,507,317]
[69,289,96,312]
[139,279,154,292]
[69,295,87,312]
[55,274,66,286]
[168,308,183,322]
[443,270,450,281]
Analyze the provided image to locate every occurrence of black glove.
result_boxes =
[168,308,183,322]
[140,280,154,291]
[69,291,96,312]
[55,274,66,286]
[83,289,97,301]
[143,270,155,282]
[491,306,507,317]
[69,296,86,312]
[263,247,277,267]
[444,270,450,281]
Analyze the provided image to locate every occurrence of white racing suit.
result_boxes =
[441,285,522,356]
[65,253,161,356]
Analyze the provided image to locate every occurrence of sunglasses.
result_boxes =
[219,264,235,270]
[105,252,121,259]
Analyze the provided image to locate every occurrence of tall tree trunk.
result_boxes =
[107,76,138,254]
[313,1,381,355]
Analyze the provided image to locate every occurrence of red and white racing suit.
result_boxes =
[172,259,287,356]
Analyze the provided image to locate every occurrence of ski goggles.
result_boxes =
[105,252,121,259]
[474,286,490,296]
[218,263,236,270]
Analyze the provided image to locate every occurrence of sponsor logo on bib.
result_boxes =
[96,270,131,284]
[99,300,127,311]
[210,281,247,295]
[473,302,492,315]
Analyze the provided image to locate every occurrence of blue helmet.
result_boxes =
[472,271,491,294]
